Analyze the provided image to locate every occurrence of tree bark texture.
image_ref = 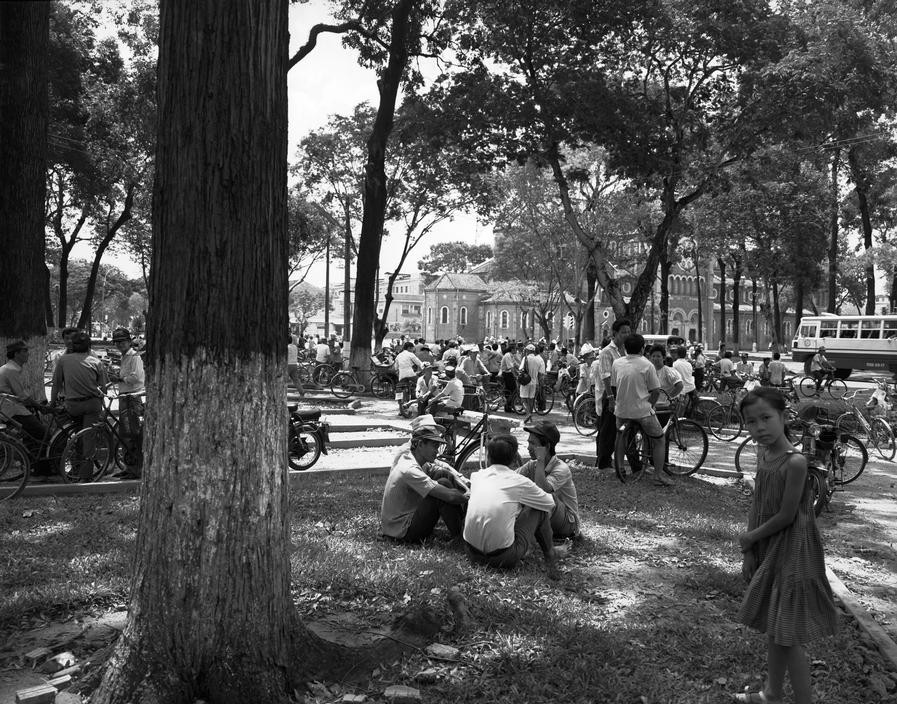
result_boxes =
[731,259,741,348]
[827,149,839,313]
[659,249,670,335]
[583,260,597,342]
[93,1,294,702]
[717,259,726,345]
[0,1,49,351]
[349,0,415,373]
[847,148,876,314]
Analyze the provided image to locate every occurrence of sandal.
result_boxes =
[733,689,782,703]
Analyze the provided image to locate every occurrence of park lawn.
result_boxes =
[0,468,893,704]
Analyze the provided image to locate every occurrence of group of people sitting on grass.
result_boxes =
[379,415,579,581]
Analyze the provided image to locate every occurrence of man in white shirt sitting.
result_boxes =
[394,341,423,415]
[463,434,561,580]
[414,363,438,416]
[427,366,464,416]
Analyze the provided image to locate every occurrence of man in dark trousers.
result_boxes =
[595,319,631,470]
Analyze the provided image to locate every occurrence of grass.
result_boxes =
[1,468,895,703]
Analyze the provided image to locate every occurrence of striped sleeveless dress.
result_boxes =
[737,450,840,646]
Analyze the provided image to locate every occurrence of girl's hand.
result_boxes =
[738,532,753,552]
[741,551,756,582]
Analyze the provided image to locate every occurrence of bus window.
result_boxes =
[838,320,859,339]
[819,320,838,338]
[860,320,882,339]
[884,320,897,339]
[799,323,817,338]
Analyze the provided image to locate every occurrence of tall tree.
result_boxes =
[93,0,296,700]
[0,1,50,392]
[418,241,493,282]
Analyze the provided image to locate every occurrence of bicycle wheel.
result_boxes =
[734,436,759,474]
[297,364,312,384]
[288,425,321,471]
[808,467,830,517]
[692,398,720,428]
[370,375,394,399]
[535,385,554,415]
[614,422,645,483]
[511,391,525,415]
[455,437,488,477]
[312,364,334,386]
[832,433,868,485]
[798,376,818,398]
[60,425,113,483]
[483,384,503,412]
[0,434,30,501]
[330,371,355,399]
[869,417,896,461]
[664,419,708,476]
[572,397,599,437]
[834,412,860,437]
[707,404,743,441]
[825,378,847,400]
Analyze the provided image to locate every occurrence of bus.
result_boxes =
[792,314,897,378]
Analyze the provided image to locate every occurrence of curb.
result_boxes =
[826,567,897,672]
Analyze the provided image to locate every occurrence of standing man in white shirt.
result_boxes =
[110,328,146,479]
[394,341,423,415]
[596,319,631,470]
[463,434,561,580]
[672,346,697,415]
[611,334,673,486]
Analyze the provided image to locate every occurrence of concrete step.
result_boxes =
[325,420,407,433]
[328,431,408,449]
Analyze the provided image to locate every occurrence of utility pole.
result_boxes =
[324,238,330,337]
[343,226,351,341]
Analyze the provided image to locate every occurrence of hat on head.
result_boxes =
[579,342,595,355]
[111,327,132,342]
[410,414,447,444]
[525,343,536,352]
[524,421,561,448]
[419,362,433,372]
[6,340,28,355]
[444,365,456,376]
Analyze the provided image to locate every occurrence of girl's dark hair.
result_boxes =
[739,387,787,415]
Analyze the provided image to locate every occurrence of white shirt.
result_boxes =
[117,347,145,395]
[440,378,465,408]
[597,340,622,394]
[611,354,659,419]
[463,464,555,553]
[415,375,437,399]
[718,357,735,376]
[315,342,330,363]
[395,349,423,381]
[672,358,695,393]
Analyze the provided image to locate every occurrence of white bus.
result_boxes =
[792,314,897,378]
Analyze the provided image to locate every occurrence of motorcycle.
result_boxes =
[288,405,330,471]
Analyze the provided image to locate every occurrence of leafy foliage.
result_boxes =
[417,241,493,281]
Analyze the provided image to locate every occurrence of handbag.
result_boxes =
[517,358,532,386]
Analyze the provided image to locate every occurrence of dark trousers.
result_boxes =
[118,395,144,473]
[13,413,51,474]
[501,371,517,412]
[693,368,705,391]
[65,398,103,481]
[401,478,464,542]
[596,395,617,468]
[465,506,552,569]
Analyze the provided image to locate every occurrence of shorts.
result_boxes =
[620,413,665,439]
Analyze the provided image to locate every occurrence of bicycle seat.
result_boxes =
[291,408,322,421]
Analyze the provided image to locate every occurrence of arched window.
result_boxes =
[500,310,509,329]
[521,311,528,329]
[486,311,493,329]
[427,307,432,324]
[459,306,468,326]
[745,319,753,335]
[440,306,449,325]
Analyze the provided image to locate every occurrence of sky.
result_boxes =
[90,1,493,286]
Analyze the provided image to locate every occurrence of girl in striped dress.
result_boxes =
[734,388,839,704]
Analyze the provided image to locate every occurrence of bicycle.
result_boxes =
[0,432,31,501]
[0,393,78,488]
[434,405,509,477]
[797,370,847,400]
[705,386,745,441]
[329,365,396,399]
[571,390,599,437]
[833,390,895,461]
[614,395,709,483]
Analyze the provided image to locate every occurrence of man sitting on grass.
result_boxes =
[463,434,561,580]
[380,414,469,544]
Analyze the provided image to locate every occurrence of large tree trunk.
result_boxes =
[717,258,727,346]
[772,279,782,349]
[827,149,839,313]
[793,277,805,340]
[583,259,596,342]
[751,278,758,350]
[0,0,50,395]
[76,184,136,331]
[731,258,741,349]
[92,1,297,702]
[847,148,876,314]
[349,0,415,376]
[659,249,670,335]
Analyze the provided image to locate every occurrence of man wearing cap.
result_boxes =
[427,365,464,416]
[459,346,488,386]
[0,341,51,465]
[110,328,145,478]
[519,343,545,422]
[463,434,561,580]
[51,331,109,481]
[575,343,596,395]
[518,422,580,540]
[380,414,469,543]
